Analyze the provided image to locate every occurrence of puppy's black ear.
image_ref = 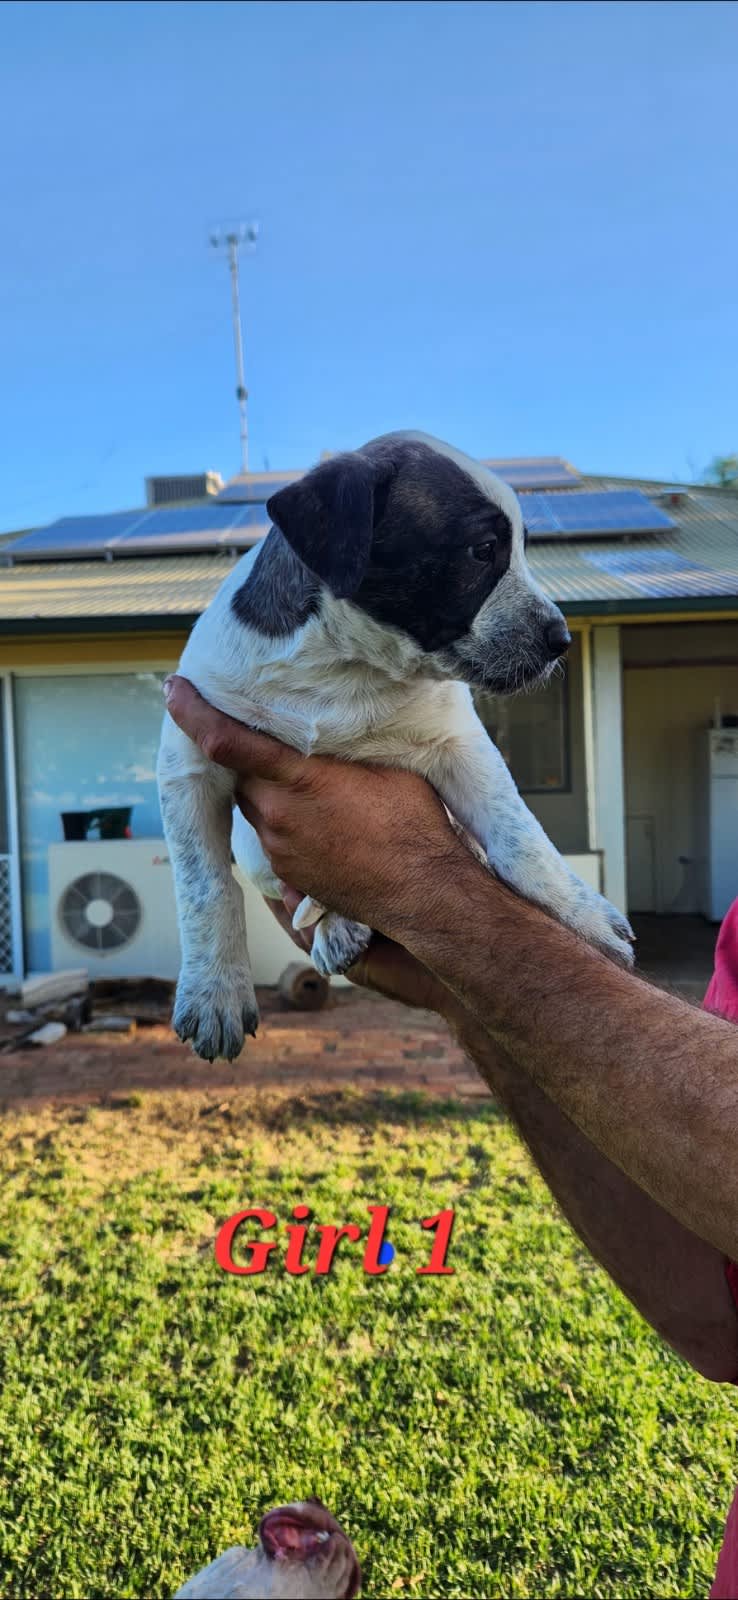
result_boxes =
[267,452,378,599]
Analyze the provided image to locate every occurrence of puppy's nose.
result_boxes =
[545,619,572,659]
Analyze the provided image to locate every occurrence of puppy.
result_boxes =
[174,1498,361,1599]
[158,431,633,1060]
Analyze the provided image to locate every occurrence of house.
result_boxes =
[1,457,737,987]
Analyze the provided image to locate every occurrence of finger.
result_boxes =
[233,786,260,831]
[263,894,314,953]
[234,775,281,820]
[164,675,305,783]
[347,934,442,1010]
[278,883,303,917]
[233,777,285,837]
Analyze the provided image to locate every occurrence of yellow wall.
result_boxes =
[4,613,738,675]
[4,611,736,675]
[0,632,189,671]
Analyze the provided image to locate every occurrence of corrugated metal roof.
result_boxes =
[0,553,241,623]
[1,484,737,625]
[531,486,738,607]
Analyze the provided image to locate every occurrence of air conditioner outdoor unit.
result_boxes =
[145,471,224,507]
[49,840,181,979]
[48,840,340,987]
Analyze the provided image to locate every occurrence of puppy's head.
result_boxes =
[257,1499,361,1598]
[267,431,570,693]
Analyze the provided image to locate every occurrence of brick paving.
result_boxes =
[0,987,490,1109]
[0,922,715,1112]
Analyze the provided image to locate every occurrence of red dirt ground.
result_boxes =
[0,987,490,1109]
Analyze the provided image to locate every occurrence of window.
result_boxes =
[14,671,167,972]
[473,668,570,793]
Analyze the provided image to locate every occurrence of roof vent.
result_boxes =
[651,489,688,509]
[145,471,224,507]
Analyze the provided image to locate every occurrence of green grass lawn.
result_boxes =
[1,1085,736,1598]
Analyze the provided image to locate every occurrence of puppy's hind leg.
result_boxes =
[231,807,284,901]
[231,810,371,978]
[158,714,258,1060]
[311,912,372,977]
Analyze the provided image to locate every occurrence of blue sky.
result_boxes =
[2,0,737,532]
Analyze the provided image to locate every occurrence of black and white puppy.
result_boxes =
[157,431,633,1061]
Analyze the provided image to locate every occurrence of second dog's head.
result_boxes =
[263,430,571,694]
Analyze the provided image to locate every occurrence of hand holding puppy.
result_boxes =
[164,673,463,945]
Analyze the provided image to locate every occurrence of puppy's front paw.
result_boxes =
[311,914,372,977]
[173,967,259,1061]
[572,889,635,968]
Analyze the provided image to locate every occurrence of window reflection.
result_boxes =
[473,669,569,792]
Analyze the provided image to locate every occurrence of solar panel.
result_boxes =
[584,549,689,577]
[116,503,260,553]
[583,548,738,599]
[519,489,677,539]
[517,493,559,535]
[2,483,678,563]
[484,457,580,490]
[2,510,149,560]
[216,474,300,504]
[1,502,269,563]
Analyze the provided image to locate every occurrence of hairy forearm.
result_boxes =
[396,859,738,1264]
[160,676,738,1358]
[448,1008,738,1380]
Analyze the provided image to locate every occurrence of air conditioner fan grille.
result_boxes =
[59,871,142,952]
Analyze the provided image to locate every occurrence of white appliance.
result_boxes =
[48,839,327,986]
[47,836,610,987]
[49,840,181,979]
[699,730,738,922]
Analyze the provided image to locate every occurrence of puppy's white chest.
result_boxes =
[182,609,465,765]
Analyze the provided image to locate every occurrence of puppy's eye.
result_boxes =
[470,539,497,562]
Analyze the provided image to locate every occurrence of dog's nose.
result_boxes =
[545,619,572,659]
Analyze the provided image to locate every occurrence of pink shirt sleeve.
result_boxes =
[703,899,738,1599]
[704,899,738,1025]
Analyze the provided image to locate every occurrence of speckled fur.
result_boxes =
[158,431,633,1062]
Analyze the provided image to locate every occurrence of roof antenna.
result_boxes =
[209,222,258,474]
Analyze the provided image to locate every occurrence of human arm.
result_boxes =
[268,895,738,1382]
[408,868,738,1270]
[450,1005,737,1382]
[163,676,738,1375]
